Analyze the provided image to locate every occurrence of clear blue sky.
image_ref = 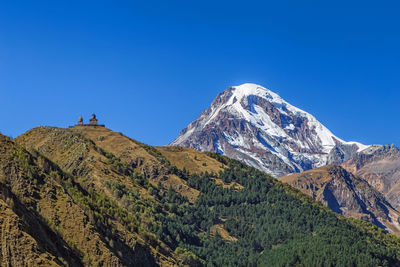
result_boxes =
[1,1,399,146]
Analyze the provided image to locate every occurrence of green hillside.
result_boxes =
[0,126,397,266]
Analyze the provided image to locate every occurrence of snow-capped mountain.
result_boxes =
[170,83,369,177]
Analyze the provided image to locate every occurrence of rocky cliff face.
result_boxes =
[327,143,361,165]
[279,165,400,234]
[342,145,400,210]
[171,83,368,177]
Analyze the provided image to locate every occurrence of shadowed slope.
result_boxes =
[342,145,400,210]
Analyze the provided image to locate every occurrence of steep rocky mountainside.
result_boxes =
[280,165,400,235]
[0,196,58,266]
[0,133,163,266]
[342,145,400,210]
[1,125,399,266]
[171,83,368,177]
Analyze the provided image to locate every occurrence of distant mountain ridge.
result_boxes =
[342,144,400,210]
[171,83,368,177]
[280,165,400,235]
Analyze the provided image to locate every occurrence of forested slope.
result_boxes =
[0,126,397,266]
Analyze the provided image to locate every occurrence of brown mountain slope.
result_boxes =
[5,131,177,266]
[0,133,146,266]
[71,126,205,203]
[342,145,400,210]
[279,165,400,235]
[15,126,229,265]
[17,126,202,204]
[0,197,60,266]
[156,146,225,175]
[5,125,400,266]
[156,147,243,190]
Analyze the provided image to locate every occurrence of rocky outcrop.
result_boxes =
[342,145,400,210]
[279,165,400,234]
[326,143,360,165]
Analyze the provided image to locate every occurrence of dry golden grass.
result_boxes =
[212,178,244,190]
[0,199,60,266]
[1,133,127,266]
[279,165,334,199]
[18,127,154,200]
[15,127,244,262]
[71,126,160,167]
[17,127,230,206]
[73,127,202,203]
[152,174,200,204]
[279,165,334,185]
[14,127,180,265]
[210,224,237,242]
[156,146,233,201]
[35,179,124,266]
[157,146,226,174]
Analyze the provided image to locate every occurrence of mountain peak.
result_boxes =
[171,84,369,177]
[232,83,270,93]
[228,83,282,104]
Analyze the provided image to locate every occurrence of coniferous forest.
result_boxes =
[147,154,400,267]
